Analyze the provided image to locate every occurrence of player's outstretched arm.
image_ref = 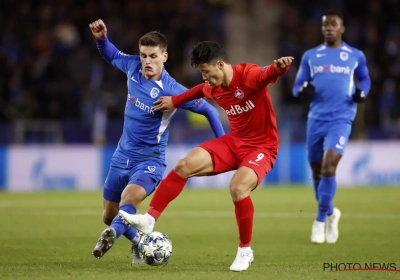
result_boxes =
[292,52,313,97]
[89,19,107,40]
[159,82,225,137]
[185,101,225,138]
[153,96,175,112]
[352,51,371,103]
[89,19,137,73]
[89,19,117,64]
[274,56,294,69]
[154,84,205,112]
[242,57,294,90]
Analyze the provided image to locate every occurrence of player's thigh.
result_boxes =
[128,160,165,197]
[174,147,214,177]
[103,166,129,203]
[323,120,352,156]
[307,119,325,162]
[239,148,277,188]
[195,134,238,176]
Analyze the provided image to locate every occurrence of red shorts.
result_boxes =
[199,134,278,186]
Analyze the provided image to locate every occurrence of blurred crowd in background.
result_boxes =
[0,0,399,144]
[279,0,400,139]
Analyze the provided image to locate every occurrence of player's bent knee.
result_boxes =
[174,149,213,178]
[321,163,336,177]
[229,182,253,201]
[120,184,147,208]
[174,158,190,178]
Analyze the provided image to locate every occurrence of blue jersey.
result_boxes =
[292,42,371,121]
[96,38,225,167]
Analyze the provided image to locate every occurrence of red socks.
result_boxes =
[233,196,254,247]
[148,170,187,220]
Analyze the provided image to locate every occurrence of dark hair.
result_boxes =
[139,31,167,51]
[323,9,344,24]
[190,41,229,67]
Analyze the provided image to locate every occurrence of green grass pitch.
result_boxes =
[1,187,400,280]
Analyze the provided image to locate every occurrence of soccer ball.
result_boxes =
[139,231,172,266]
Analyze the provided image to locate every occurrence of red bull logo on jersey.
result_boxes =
[127,94,155,114]
[225,100,255,116]
[313,64,351,75]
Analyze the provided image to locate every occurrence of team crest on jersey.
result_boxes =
[340,52,349,61]
[144,166,156,173]
[150,87,160,98]
[234,88,244,99]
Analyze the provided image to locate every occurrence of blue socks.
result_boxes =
[110,204,137,240]
[316,176,336,222]
[313,179,320,201]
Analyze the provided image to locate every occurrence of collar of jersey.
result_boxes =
[138,67,166,82]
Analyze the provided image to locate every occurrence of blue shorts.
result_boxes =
[306,119,352,163]
[103,159,166,203]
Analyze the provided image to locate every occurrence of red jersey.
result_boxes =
[172,63,289,148]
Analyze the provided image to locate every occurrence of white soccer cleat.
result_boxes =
[229,249,254,272]
[326,207,341,244]
[311,220,325,243]
[118,211,154,235]
[131,243,144,264]
[131,231,144,264]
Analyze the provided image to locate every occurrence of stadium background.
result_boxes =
[1,1,400,280]
[0,0,399,190]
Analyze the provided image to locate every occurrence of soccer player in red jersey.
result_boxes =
[119,41,293,271]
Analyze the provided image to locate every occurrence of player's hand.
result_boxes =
[274,56,294,68]
[154,96,176,112]
[89,19,107,40]
[298,81,316,97]
[352,88,366,103]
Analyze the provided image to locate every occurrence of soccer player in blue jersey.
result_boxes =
[89,19,225,262]
[292,10,371,244]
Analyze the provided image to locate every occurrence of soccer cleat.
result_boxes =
[131,242,144,264]
[311,220,325,243]
[131,232,144,264]
[118,211,153,235]
[92,227,117,259]
[326,207,341,244]
[229,249,254,272]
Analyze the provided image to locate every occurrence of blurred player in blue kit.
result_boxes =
[292,10,371,244]
[89,19,225,262]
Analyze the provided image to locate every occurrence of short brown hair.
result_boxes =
[139,31,168,51]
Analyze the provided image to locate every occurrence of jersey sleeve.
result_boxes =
[171,84,205,107]
[354,50,371,96]
[241,63,290,90]
[96,37,140,74]
[169,82,225,137]
[292,51,311,97]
